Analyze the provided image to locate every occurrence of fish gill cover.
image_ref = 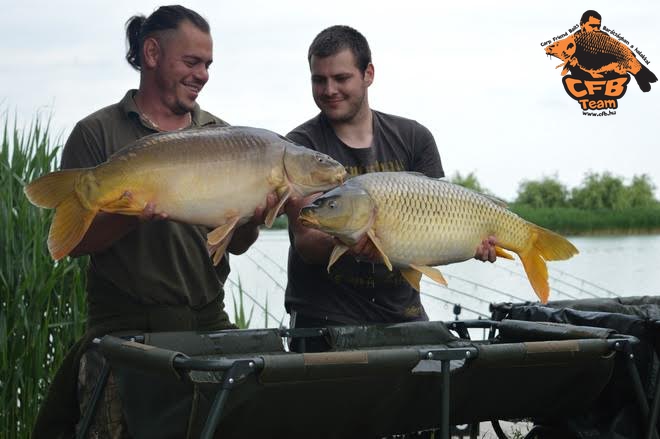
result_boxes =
[542,9,657,115]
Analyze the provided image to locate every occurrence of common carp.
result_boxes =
[545,31,657,91]
[24,126,346,263]
[298,172,578,303]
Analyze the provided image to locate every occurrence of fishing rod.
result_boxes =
[546,265,617,297]
[486,263,583,300]
[442,272,529,303]
[419,290,489,318]
[251,245,288,275]
[421,279,492,307]
[250,244,572,306]
[248,240,588,315]
[253,232,618,299]
[481,257,607,298]
[253,244,500,308]
[244,253,288,292]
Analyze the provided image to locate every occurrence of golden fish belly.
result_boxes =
[362,173,531,266]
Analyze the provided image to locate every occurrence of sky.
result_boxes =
[1,0,659,201]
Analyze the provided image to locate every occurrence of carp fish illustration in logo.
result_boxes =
[543,10,657,115]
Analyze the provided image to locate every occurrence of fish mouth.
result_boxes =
[306,169,346,191]
[298,209,320,228]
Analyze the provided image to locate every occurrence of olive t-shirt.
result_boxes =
[285,111,444,324]
[60,90,232,323]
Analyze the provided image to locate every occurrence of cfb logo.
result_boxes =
[561,77,629,110]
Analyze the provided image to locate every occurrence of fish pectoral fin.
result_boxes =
[367,229,392,271]
[264,189,290,228]
[495,246,515,260]
[207,216,241,265]
[400,268,422,292]
[100,192,144,215]
[410,264,448,287]
[327,244,349,272]
[208,230,235,266]
[208,216,240,246]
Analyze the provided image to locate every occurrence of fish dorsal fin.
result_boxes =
[483,194,508,208]
[410,264,448,286]
[327,244,349,272]
[367,229,392,271]
[403,171,426,178]
[207,215,241,265]
[265,188,290,228]
[400,268,422,292]
[495,246,515,260]
[106,130,179,161]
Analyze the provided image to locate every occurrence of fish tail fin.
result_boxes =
[24,169,82,208]
[518,224,579,304]
[24,169,98,260]
[633,64,658,92]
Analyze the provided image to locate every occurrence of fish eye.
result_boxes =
[328,200,337,209]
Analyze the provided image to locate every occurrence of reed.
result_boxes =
[231,278,254,329]
[511,204,660,235]
[0,116,88,438]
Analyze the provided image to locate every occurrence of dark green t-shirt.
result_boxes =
[285,111,444,324]
[60,90,233,327]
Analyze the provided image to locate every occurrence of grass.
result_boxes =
[510,204,660,235]
[232,278,254,329]
[269,195,660,235]
[0,116,88,437]
[0,114,275,435]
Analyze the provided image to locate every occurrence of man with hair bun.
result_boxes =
[33,5,276,437]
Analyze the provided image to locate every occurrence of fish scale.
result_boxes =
[360,173,529,265]
[300,172,578,303]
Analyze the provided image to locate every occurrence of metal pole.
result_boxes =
[76,360,111,439]
[200,388,231,439]
[646,355,660,439]
[441,359,450,439]
[625,350,658,439]
[197,360,258,439]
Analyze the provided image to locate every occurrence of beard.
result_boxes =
[153,72,197,115]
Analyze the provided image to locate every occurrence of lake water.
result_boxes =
[226,231,660,328]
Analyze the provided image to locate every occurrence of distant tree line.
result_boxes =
[451,171,658,209]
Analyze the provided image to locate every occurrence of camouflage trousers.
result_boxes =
[75,349,130,439]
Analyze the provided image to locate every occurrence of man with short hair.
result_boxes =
[33,5,275,437]
[580,10,602,33]
[285,25,496,352]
